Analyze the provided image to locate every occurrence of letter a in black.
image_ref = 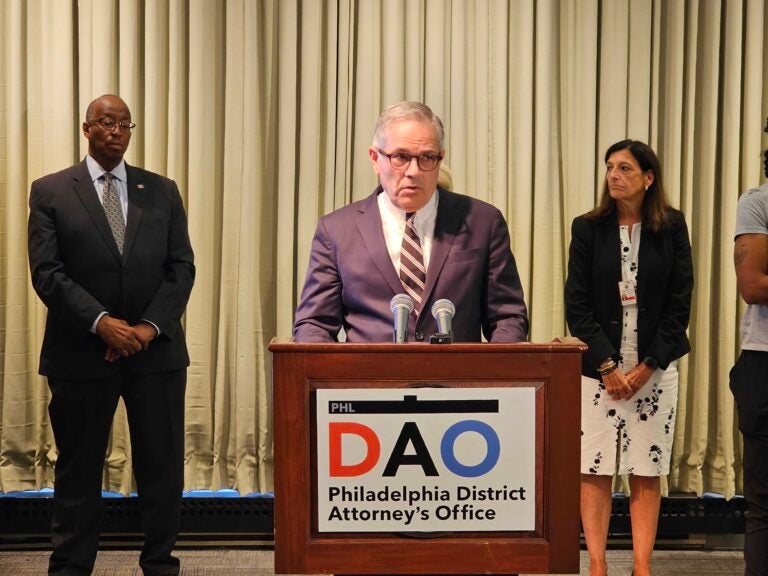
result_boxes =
[382,422,439,476]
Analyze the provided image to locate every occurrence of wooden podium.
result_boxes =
[270,340,586,575]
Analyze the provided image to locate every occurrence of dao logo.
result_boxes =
[327,395,501,478]
[315,387,537,533]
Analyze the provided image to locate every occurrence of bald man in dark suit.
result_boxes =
[28,95,195,576]
[294,101,528,343]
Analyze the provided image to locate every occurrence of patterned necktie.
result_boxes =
[102,173,125,254]
[400,212,426,311]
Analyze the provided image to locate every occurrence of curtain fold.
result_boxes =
[1,0,766,497]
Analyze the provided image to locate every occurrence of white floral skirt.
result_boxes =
[580,349,678,477]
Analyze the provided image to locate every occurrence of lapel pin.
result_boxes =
[137,184,144,189]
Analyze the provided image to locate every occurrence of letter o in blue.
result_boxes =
[440,420,500,477]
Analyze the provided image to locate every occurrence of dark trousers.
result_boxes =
[47,369,186,576]
[731,350,768,576]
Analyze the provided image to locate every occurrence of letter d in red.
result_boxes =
[329,422,380,477]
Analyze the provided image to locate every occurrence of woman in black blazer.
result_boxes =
[565,140,693,576]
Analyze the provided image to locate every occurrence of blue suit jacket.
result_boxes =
[293,187,528,343]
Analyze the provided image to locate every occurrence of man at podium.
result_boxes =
[293,101,528,344]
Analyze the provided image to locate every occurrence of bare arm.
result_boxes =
[735,233,768,305]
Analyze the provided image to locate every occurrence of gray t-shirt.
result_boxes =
[735,183,768,352]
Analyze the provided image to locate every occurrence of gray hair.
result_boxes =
[372,101,445,149]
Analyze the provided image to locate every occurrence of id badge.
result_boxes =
[618,280,637,306]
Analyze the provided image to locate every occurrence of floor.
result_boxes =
[0,548,745,575]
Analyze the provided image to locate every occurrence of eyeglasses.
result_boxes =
[91,118,136,132]
[377,149,443,171]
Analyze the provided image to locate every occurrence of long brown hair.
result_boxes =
[587,139,672,232]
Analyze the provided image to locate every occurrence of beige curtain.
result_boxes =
[1,0,766,498]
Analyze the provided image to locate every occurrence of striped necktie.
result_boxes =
[400,212,426,311]
[102,173,125,254]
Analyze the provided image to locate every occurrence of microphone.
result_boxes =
[431,299,455,342]
[390,294,414,343]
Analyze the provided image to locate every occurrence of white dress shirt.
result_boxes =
[377,188,439,274]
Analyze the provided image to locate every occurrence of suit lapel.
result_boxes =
[636,223,654,308]
[71,160,123,262]
[601,212,624,324]
[356,188,404,296]
[123,165,144,260]
[421,189,461,310]
[603,211,622,283]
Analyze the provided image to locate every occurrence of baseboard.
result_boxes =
[0,494,746,545]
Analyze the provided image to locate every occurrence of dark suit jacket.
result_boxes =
[564,209,693,379]
[28,160,195,379]
[293,187,528,343]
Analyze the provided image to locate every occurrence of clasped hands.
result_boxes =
[96,315,157,362]
[603,362,654,401]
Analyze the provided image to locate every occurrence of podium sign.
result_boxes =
[316,387,536,532]
[270,341,586,575]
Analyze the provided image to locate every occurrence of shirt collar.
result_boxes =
[377,186,439,226]
[86,155,127,184]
